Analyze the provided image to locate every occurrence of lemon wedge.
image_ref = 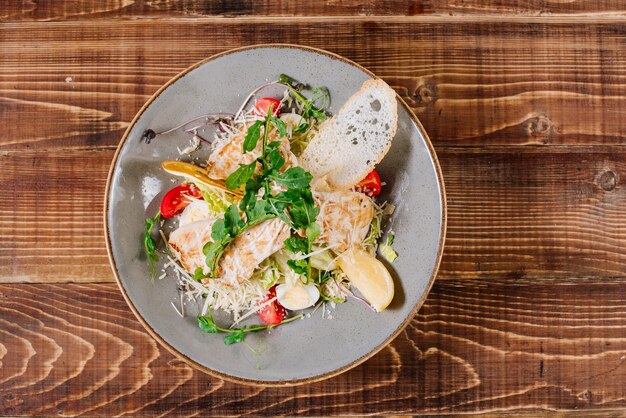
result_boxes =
[161,160,242,197]
[337,247,394,312]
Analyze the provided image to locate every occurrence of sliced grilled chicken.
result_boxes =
[314,190,375,253]
[206,125,298,180]
[168,219,215,275]
[217,218,291,284]
[170,216,290,283]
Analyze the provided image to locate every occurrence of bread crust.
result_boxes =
[300,78,398,190]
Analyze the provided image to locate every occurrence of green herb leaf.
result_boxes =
[224,204,244,236]
[225,161,256,190]
[202,83,323,281]
[286,190,319,229]
[284,236,308,254]
[197,308,303,346]
[143,212,161,278]
[192,267,211,281]
[266,148,285,173]
[270,117,287,138]
[315,270,333,285]
[203,240,229,273]
[224,329,246,345]
[304,107,327,121]
[211,219,228,242]
[294,122,309,133]
[239,177,263,212]
[246,200,274,225]
[278,74,307,90]
[265,140,281,152]
[311,86,330,108]
[305,222,321,242]
[269,167,313,189]
[287,258,309,275]
[198,315,218,334]
[243,120,262,153]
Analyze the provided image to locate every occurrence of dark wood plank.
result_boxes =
[2,0,625,20]
[1,147,625,283]
[2,280,626,415]
[1,20,626,150]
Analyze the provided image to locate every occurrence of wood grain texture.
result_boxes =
[3,280,626,415]
[2,0,626,20]
[2,6,626,415]
[1,147,624,283]
[0,151,111,282]
[1,20,626,150]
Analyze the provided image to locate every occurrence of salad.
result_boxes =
[143,74,399,345]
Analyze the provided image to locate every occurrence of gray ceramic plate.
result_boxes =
[105,44,446,386]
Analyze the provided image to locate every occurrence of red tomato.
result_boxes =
[355,170,382,197]
[160,184,202,218]
[253,97,281,117]
[257,285,286,325]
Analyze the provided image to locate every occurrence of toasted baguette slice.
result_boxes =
[299,79,398,189]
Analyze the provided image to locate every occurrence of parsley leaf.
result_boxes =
[211,219,228,242]
[284,236,308,254]
[203,240,229,273]
[306,222,321,242]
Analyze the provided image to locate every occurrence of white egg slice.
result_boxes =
[179,200,215,227]
[275,282,320,311]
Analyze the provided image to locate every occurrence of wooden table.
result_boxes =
[2,1,626,415]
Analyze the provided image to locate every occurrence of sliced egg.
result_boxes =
[275,282,320,311]
[179,200,215,227]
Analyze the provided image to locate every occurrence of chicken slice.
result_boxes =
[314,190,375,253]
[206,125,298,180]
[217,218,290,284]
[168,220,216,275]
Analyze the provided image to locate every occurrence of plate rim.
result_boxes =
[103,43,447,386]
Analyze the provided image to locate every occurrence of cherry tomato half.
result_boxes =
[253,97,281,117]
[355,169,382,197]
[160,184,202,218]
[257,285,286,325]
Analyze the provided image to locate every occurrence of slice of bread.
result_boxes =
[299,79,398,189]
